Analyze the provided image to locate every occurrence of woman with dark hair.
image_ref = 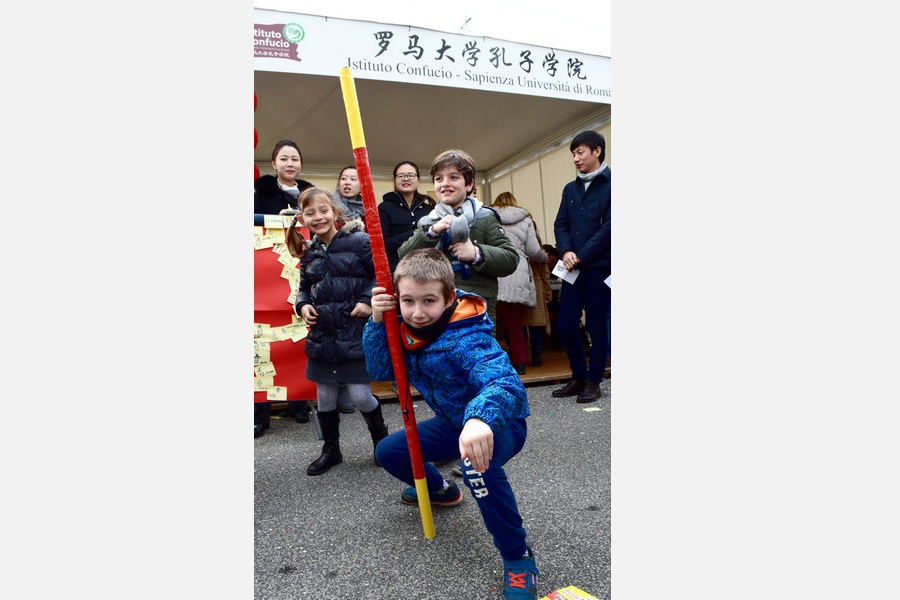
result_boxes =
[377,160,435,272]
[254,139,314,436]
[254,139,313,215]
[331,164,366,222]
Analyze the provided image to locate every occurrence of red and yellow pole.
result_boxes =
[339,67,435,539]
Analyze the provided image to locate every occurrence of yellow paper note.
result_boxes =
[267,386,287,401]
[253,343,271,366]
[268,228,286,244]
[277,250,300,267]
[255,362,276,377]
[254,234,276,250]
[254,376,274,391]
[271,323,306,341]
[254,323,273,339]
[280,264,300,283]
[290,323,308,342]
[263,214,285,229]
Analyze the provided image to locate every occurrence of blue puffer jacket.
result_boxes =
[362,290,529,433]
[296,220,376,363]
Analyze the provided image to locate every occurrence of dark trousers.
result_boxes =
[254,402,271,426]
[558,268,610,383]
[288,400,310,418]
[528,326,545,358]
[254,401,308,425]
[375,415,529,561]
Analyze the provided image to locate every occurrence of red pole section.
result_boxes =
[339,67,435,539]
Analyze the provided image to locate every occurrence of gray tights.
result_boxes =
[316,382,378,413]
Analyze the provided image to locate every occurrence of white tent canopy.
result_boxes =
[253,9,611,179]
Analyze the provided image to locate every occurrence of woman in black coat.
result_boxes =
[377,160,435,272]
[254,139,313,214]
[254,139,314,436]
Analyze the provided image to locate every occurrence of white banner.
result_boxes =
[254,9,611,104]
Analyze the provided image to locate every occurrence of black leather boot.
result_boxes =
[551,379,586,398]
[288,400,310,423]
[254,402,271,437]
[307,410,342,476]
[361,402,389,466]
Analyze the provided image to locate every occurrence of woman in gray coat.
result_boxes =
[491,192,547,375]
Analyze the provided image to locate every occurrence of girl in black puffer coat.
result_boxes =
[287,187,388,476]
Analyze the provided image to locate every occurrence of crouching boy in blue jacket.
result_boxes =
[363,248,539,600]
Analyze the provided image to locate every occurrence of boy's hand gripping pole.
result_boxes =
[339,67,435,540]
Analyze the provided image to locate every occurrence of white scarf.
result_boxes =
[417,196,483,244]
[577,162,608,189]
[279,180,301,200]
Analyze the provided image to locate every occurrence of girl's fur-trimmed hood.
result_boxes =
[300,217,366,249]
[340,217,366,234]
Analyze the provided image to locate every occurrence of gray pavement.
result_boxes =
[254,381,611,599]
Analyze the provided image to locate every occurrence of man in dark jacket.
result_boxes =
[550,130,611,404]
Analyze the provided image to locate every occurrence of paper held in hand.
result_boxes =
[552,260,579,284]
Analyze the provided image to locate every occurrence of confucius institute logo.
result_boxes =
[282,23,305,44]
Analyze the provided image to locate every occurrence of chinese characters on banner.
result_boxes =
[254,10,611,104]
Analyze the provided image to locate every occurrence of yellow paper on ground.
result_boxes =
[539,585,600,600]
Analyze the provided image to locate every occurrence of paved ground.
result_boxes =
[254,381,611,599]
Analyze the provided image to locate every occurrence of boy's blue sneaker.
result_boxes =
[400,481,463,506]
[502,546,539,599]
